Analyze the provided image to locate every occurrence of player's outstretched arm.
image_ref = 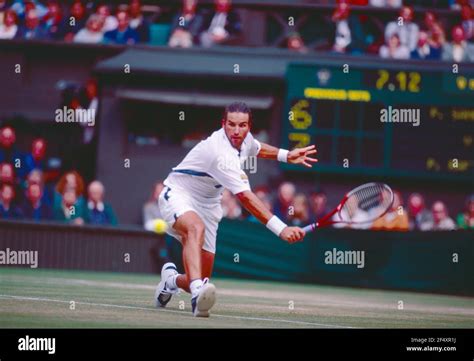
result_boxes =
[257,142,318,168]
[235,190,305,243]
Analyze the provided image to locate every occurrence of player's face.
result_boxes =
[222,112,250,149]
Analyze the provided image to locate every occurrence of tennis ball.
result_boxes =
[152,219,168,234]
[145,218,168,234]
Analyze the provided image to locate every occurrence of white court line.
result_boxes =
[0,294,356,329]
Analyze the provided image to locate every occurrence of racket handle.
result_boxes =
[303,223,316,233]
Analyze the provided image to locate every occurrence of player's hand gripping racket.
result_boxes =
[303,183,394,233]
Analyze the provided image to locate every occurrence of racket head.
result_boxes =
[336,183,394,224]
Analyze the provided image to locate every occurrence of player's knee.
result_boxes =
[186,222,205,243]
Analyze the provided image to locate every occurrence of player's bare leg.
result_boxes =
[159,210,216,316]
[173,211,205,282]
[176,248,215,292]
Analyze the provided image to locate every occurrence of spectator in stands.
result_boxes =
[73,14,104,43]
[15,8,47,39]
[0,126,20,164]
[428,22,446,56]
[86,180,117,225]
[332,2,351,53]
[309,190,327,221]
[288,193,309,226]
[425,201,456,230]
[457,194,474,229]
[379,33,410,59]
[411,31,441,60]
[42,1,63,40]
[347,8,381,55]
[20,183,52,221]
[443,25,474,62]
[54,170,86,213]
[385,6,419,53]
[461,4,474,41]
[273,181,295,222]
[369,0,402,7]
[128,0,149,42]
[221,189,242,219]
[78,78,98,145]
[143,181,164,227]
[0,183,22,219]
[372,190,409,231]
[0,162,15,186]
[424,12,447,51]
[25,168,43,187]
[21,138,48,179]
[25,169,52,206]
[80,77,98,109]
[11,0,47,21]
[451,0,474,10]
[407,193,432,231]
[0,9,18,39]
[423,12,437,33]
[0,163,18,204]
[103,10,139,45]
[169,0,204,48]
[287,32,308,53]
[96,4,117,33]
[199,0,241,47]
[54,187,86,225]
[61,1,88,42]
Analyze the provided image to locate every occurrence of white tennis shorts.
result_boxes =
[158,185,223,254]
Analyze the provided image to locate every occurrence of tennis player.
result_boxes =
[155,102,317,317]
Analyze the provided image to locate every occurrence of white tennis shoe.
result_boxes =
[191,278,216,317]
[155,262,179,308]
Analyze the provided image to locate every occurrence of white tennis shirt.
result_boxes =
[164,128,261,202]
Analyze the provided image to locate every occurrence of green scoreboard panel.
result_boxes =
[282,63,474,183]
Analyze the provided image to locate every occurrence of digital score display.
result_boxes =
[283,63,474,182]
[364,69,422,93]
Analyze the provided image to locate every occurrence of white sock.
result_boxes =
[190,279,203,298]
[165,274,179,290]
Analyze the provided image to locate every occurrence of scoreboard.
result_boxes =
[282,63,474,183]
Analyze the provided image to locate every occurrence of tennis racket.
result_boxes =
[303,182,394,233]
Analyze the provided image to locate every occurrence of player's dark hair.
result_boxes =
[223,102,253,124]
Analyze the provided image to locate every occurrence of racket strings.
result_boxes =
[340,183,393,222]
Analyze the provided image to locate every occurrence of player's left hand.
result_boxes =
[287,145,318,168]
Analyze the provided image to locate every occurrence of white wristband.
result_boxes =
[266,215,287,236]
[277,149,289,163]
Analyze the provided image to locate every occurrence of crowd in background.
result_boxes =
[0,0,151,44]
[0,0,242,47]
[0,0,473,61]
[328,2,474,62]
[0,125,118,226]
[143,181,474,231]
